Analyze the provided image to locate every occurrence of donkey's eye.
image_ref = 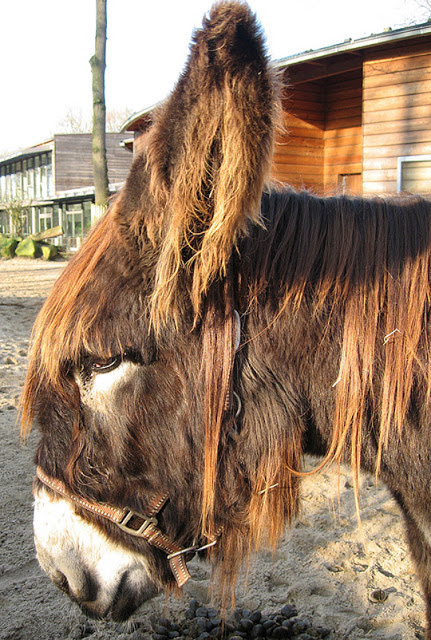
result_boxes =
[79,351,143,380]
[90,356,121,373]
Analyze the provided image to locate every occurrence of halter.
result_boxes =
[35,466,216,587]
[34,311,242,588]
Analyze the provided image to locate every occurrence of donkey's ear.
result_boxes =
[147,1,280,327]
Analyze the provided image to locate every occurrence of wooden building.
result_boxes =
[0,133,132,249]
[122,21,431,197]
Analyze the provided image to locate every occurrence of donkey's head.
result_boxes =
[22,1,293,621]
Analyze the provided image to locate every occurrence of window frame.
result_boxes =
[397,154,431,194]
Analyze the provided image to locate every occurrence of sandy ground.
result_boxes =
[0,258,426,640]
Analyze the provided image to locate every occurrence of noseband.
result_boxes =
[35,466,216,587]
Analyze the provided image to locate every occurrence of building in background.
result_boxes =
[0,133,132,250]
[122,21,431,197]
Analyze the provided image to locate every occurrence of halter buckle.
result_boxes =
[117,509,158,537]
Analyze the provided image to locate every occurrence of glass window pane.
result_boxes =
[47,164,53,196]
[83,201,91,233]
[66,208,83,237]
[401,159,431,194]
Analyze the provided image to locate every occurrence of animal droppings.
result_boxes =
[150,601,332,639]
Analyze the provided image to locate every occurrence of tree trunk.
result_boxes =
[90,0,109,208]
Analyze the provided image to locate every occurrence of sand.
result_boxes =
[0,258,426,640]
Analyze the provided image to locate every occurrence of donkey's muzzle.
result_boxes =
[33,487,160,621]
[53,568,158,621]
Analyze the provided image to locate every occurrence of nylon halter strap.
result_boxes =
[35,466,210,587]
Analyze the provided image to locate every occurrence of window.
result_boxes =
[47,163,53,196]
[65,202,92,244]
[15,171,23,199]
[5,174,11,200]
[41,165,47,198]
[0,167,5,202]
[35,165,41,198]
[39,207,53,232]
[0,152,53,203]
[27,170,34,199]
[20,208,31,235]
[52,206,60,228]
[66,204,84,238]
[398,155,431,195]
[0,210,10,233]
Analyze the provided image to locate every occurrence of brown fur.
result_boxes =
[145,1,280,328]
[21,2,431,634]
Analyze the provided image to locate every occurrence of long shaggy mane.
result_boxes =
[240,188,431,495]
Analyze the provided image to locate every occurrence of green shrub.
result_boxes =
[1,238,18,258]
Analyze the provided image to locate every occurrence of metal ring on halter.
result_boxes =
[233,309,241,352]
[167,538,217,560]
[233,391,242,419]
[257,483,280,495]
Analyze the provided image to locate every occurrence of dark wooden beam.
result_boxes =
[284,53,364,85]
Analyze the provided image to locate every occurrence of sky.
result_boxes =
[0,0,428,157]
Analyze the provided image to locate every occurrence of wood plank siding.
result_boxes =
[272,70,363,194]
[363,49,431,194]
[54,134,131,193]
[323,70,362,193]
[272,82,325,191]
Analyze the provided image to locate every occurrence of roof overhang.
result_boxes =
[0,140,54,165]
[120,103,159,133]
[54,182,125,200]
[273,20,431,70]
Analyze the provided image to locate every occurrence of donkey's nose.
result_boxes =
[109,571,158,621]
[52,571,97,603]
[51,562,158,621]
[52,567,97,604]
[72,569,158,622]
[34,489,159,621]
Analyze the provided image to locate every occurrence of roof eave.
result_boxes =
[0,139,55,164]
[120,102,161,133]
[273,20,431,69]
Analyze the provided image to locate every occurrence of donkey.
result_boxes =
[22,1,431,635]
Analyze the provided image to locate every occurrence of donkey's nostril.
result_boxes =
[110,571,158,622]
[52,564,97,604]
[77,571,98,603]
[70,571,98,604]
[53,572,70,595]
[110,571,134,621]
